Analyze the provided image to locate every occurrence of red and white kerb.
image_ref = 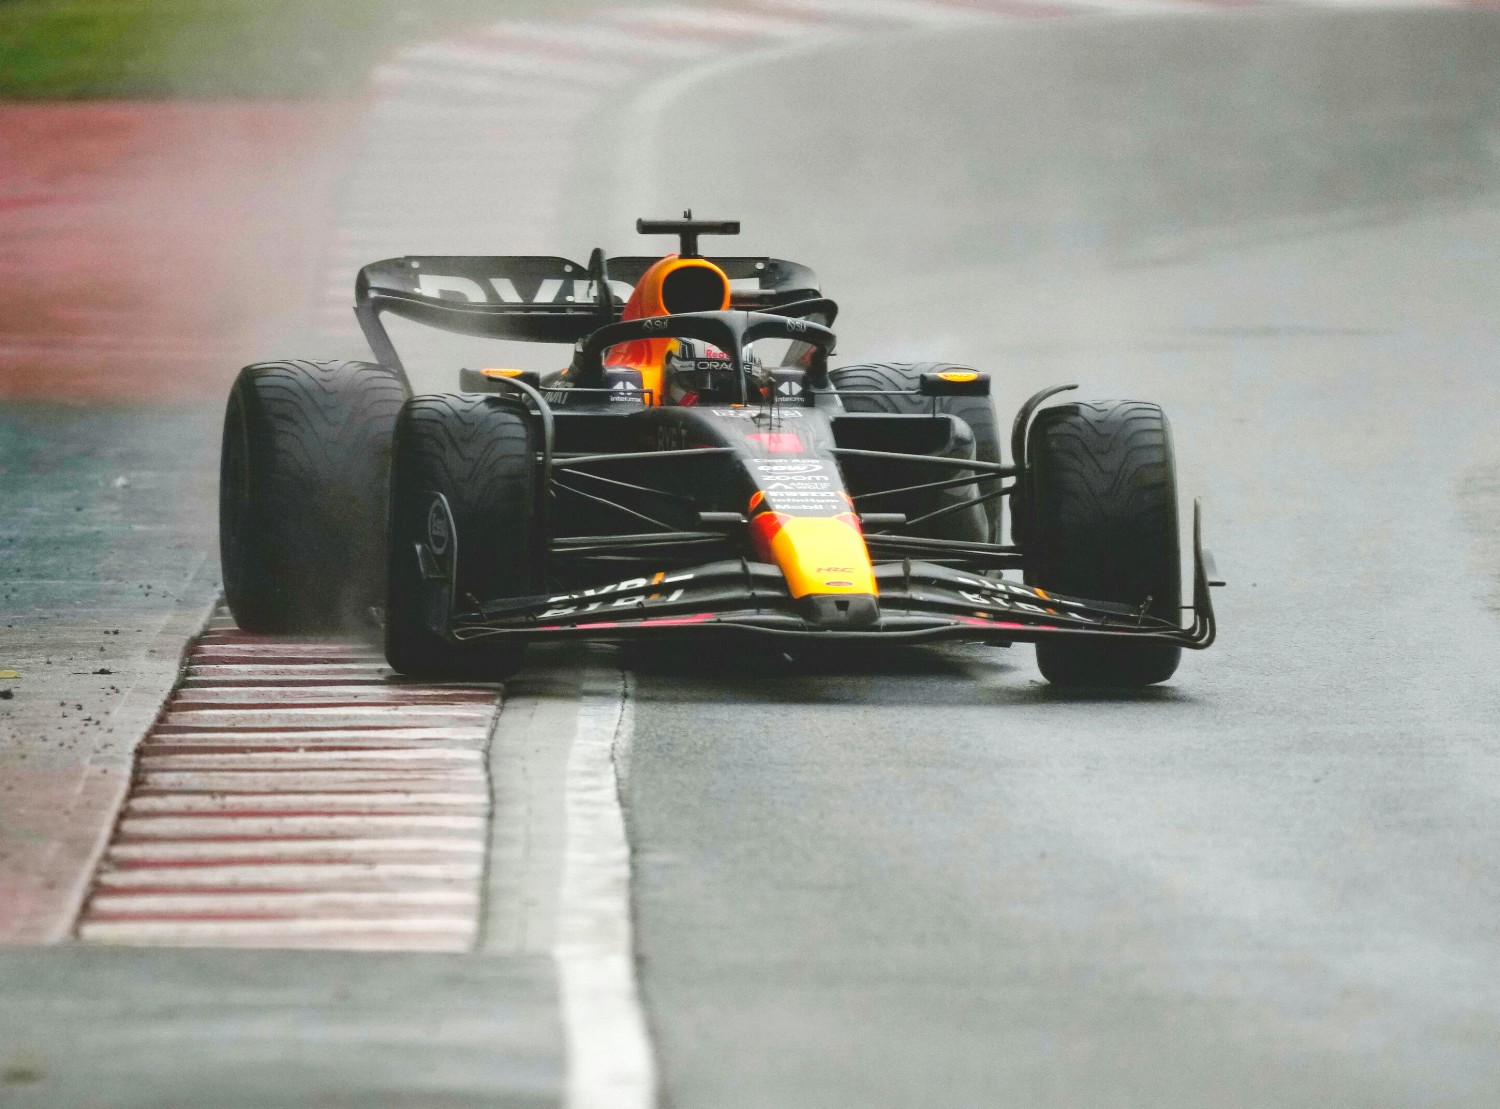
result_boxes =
[75,610,501,952]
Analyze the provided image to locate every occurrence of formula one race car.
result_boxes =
[219,216,1218,686]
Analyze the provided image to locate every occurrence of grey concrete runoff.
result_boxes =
[0,407,222,943]
[0,640,591,1109]
[612,10,1500,1109]
[0,946,560,1109]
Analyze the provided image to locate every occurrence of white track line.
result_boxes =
[397,43,639,85]
[609,5,818,37]
[107,839,485,862]
[137,750,485,768]
[79,917,476,943]
[116,814,488,837]
[1032,0,1215,13]
[131,771,487,789]
[87,890,479,913]
[554,669,656,1109]
[748,0,1002,23]
[475,21,716,59]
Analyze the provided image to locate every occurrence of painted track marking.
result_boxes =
[555,669,656,1109]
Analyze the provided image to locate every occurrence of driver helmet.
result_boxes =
[665,339,753,406]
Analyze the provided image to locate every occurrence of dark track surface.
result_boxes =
[613,16,1500,1107]
[625,210,1500,1109]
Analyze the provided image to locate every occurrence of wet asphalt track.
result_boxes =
[604,13,1500,1107]
[1,8,1498,1107]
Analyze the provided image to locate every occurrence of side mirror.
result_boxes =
[461,367,543,393]
[919,369,991,397]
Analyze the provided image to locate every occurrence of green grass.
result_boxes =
[0,0,621,98]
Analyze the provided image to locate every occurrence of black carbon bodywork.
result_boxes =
[361,240,1219,656]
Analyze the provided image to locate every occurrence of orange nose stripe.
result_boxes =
[750,511,876,599]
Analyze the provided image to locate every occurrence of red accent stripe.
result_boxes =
[557,612,718,631]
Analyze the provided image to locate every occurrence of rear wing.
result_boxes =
[354,253,820,370]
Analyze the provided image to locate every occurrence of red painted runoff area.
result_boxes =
[0,101,361,404]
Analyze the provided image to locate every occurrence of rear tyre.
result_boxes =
[831,361,1003,542]
[385,394,537,679]
[220,359,408,633]
[1024,400,1181,687]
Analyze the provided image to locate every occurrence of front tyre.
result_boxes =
[219,359,408,633]
[1024,400,1181,687]
[385,394,538,679]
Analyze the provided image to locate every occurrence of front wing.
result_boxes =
[434,508,1218,649]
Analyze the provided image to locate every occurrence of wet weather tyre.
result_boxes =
[831,361,1003,542]
[1024,400,1181,687]
[220,359,408,633]
[385,394,538,679]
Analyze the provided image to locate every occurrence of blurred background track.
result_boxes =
[0,101,358,403]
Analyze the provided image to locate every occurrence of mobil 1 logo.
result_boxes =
[750,458,847,516]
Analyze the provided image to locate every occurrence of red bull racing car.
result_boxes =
[219,216,1219,686]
